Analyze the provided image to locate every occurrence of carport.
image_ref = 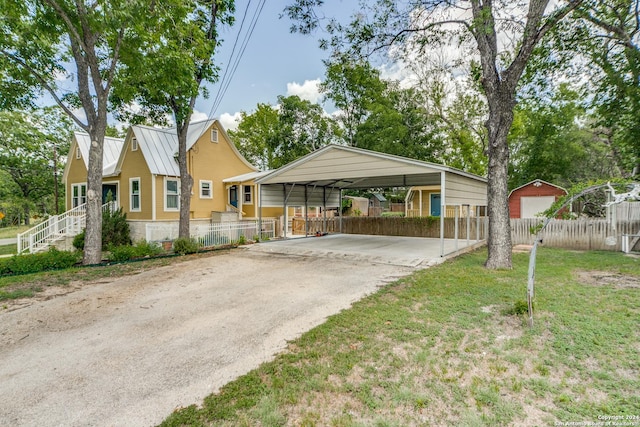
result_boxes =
[254,145,488,257]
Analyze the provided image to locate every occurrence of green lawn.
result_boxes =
[0,244,16,256]
[0,224,33,239]
[159,248,640,427]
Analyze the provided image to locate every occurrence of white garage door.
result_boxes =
[520,196,555,218]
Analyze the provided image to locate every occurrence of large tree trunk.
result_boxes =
[484,103,514,269]
[84,126,105,265]
[177,126,192,239]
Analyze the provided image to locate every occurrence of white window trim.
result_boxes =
[72,183,87,208]
[131,138,138,151]
[129,177,141,212]
[211,128,218,143]
[243,185,253,205]
[164,177,180,211]
[200,180,213,199]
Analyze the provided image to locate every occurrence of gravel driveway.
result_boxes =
[0,248,413,426]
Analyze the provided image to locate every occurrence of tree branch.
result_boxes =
[0,49,87,131]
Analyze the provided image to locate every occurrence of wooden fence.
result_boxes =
[291,216,640,252]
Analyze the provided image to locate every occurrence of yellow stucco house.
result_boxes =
[63,119,272,239]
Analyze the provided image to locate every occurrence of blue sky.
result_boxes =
[195,1,357,130]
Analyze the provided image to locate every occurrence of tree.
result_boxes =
[354,85,444,162]
[112,0,235,239]
[229,103,280,170]
[509,84,620,188]
[230,95,340,169]
[543,1,640,177]
[0,108,72,223]
[1,0,149,264]
[286,0,583,268]
[321,55,388,147]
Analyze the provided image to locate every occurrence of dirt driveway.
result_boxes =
[0,248,413,427]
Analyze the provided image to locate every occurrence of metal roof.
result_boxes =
[126,119,256,177]
[255,145,487,189]
[73,131,125,177]
[223,170,273,183]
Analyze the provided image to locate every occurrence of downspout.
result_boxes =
[440,171,446,257]
[152,174,157,221]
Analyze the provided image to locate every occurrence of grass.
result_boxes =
[158,247,640,426]
[0,244,16,256]
[0,224,35,239]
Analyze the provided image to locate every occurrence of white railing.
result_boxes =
[17,202,116,254]
[145,219,276,247]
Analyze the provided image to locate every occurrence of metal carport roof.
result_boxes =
[255,144,486,191]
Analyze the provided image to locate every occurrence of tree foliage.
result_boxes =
[538,0,640,177]
[0,107,72,224]
[112,0,235,239]
[230,95,339,170]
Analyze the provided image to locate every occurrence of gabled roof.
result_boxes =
[508,179,568,197]
[72,131,125,177]
[119,119,257,177]
[255,144,487,189]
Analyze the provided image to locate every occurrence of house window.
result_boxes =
[130,178,141,211]
[72,183,87,208]
[131,138,138,151]
[243,185,253,204]
[165,178,179,211]
[200,180,212,199]
[211,129,218,143]
[75,146,81,159]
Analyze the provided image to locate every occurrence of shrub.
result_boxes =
[73,207,132,250]
[173,237,200,255]
[106,240,162,262]
[503,300,531,316]
[237,234,246,245]
[0,247,81,276]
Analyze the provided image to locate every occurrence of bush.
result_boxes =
[0,247,81,276]
[73,207,132,250]
[106,240,162,262]
[173,237,200,255]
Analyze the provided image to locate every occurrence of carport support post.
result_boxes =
[440,171,445,257]
[323,187,327,234]
[465,204,470,246]
[283,184,287,239]
[454,205,459,251]
[304,185,309,237]
[339,189,343,234]
[258,184,262,240]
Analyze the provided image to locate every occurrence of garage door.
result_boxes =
[520,196,555,218]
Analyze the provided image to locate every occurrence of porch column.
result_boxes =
[419,189,423,217]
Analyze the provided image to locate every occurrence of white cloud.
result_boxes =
[190,109,209,123]
[286,79,323,104]
[219,112,242,131]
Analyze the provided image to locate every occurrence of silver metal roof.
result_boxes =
[255,145,487,189]
[223,170,273,183]
[129,119,217,177]
[74,131,125,177]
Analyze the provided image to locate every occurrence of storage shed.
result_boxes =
[509,179,567,218]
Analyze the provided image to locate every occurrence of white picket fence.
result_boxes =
[145,219,276,247]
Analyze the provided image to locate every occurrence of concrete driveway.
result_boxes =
[248,233,484,267]
[0,247,414,427]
